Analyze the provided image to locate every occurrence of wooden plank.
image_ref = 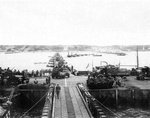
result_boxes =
[51,75,92,118]
[69,87,83,118]
[65,87,76,118]
[61,87,68,118]
[54,93,62,118]
[73,87,90,118]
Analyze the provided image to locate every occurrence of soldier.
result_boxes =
[56,84,61,99]
[46,74,52,85]
[31,70,35,77]
[36,70,39,77]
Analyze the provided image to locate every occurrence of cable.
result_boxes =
[20,91,48,118]
[94,97,121,118]
[78,83,120,118]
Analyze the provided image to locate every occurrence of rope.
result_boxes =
[20,91,48,118]
[94,97,121,118]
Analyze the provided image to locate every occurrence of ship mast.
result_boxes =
[92,60,93,70]
[137,46,139,68]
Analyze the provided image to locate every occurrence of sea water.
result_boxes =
[0,51,150,71]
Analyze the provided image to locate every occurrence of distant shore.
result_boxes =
[0,45,150,54]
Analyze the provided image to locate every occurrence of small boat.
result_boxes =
[93,54,102,56]
[34,62,47,64]
[116,53,126,56]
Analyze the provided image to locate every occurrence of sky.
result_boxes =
[0,0,150,46]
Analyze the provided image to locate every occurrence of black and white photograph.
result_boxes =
[0,0,150,118]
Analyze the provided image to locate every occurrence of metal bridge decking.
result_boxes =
[42,75,91,118]
[53,75,91,118]
[54,86,90,118]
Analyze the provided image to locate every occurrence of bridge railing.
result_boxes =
[77,83,108,118]
[41,83,56,118]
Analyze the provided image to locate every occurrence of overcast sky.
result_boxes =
[0,0,150,46]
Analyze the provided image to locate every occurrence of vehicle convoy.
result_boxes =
[87,65,129,89]
[49,53,70,79]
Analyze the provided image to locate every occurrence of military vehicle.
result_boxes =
[136,66,150,80]
[48,53,70,79]
[87,65,129,89]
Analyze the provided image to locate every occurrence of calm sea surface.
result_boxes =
[0,51,150,71]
